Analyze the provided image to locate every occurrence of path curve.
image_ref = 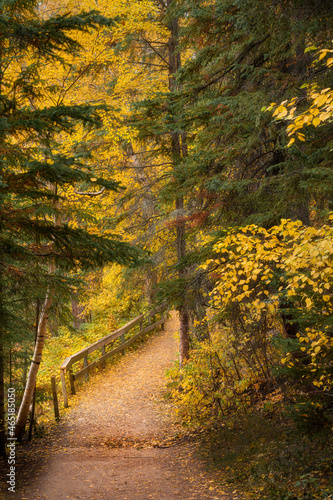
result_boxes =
[3,313,240,500]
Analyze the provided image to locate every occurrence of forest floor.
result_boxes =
[1,312,242,500]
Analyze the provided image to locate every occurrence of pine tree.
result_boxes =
[0,0,144,446]
[173,0,333,228]
[123,0,333,365]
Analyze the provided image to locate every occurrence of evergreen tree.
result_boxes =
[174,0,333,228]
[123,0,333,364]
[0,0,144,447]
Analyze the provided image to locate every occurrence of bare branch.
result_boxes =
[139,34,170,68]
[74,187,106,197]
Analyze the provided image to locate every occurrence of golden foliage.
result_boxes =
[207,218,333,391]
[268,45,333,146]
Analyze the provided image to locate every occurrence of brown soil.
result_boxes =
[1,313,241,500]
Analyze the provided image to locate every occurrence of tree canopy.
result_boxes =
[1,0,333,495]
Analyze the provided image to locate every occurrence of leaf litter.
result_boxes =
[2,313,242,500]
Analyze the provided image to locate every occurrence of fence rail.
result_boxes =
[60,307,166,407]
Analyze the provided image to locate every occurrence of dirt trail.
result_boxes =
[2,313,240,500]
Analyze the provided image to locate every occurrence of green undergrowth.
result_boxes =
[166,359,333,499]
[193,406,333,499]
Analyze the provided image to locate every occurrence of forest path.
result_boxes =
[5,313,240,500]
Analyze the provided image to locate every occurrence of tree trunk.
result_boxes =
[71,299,85,329]
[175,192,190,366]
[15,294,52,440]
[26,299,39,441]
[16,184,57,440]
[167,2,190,366]
[27,386,36,441]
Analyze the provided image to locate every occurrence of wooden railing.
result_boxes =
[60,307,166,407]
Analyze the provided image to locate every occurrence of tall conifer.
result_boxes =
[0,0,143,446]
[174,0,333,227]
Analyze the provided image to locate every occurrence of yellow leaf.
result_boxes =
[319,111,331,122]
[314,94,328,107]
[273,105,287,118]
[302,114,312,124]
[319,50,328,61]
[313,117,321,127]
[327,58,333,66]
[323,295,330,302]
[287,138,295,147]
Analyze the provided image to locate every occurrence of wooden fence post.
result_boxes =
[51,376,60,421]
[84,356,88,379]
[101,345,106,369]
[60,368,68,408]
[69,369,76,395]
[121,334,125,355]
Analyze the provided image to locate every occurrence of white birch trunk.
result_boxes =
[15,294,52,439]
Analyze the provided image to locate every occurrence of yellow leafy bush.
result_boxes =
[170,218,333,425]
[208,219,333,391]
[268,45,333,146]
